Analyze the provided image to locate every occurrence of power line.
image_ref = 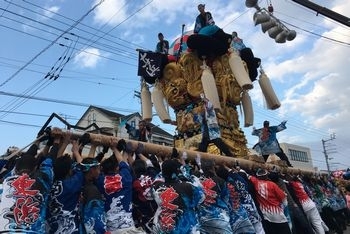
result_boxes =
[0,14,138,63]
[283,0,350,31]
[0,58,136,88]
[0,60,135,88]
[0,0,105,88]
[274,9,350,40]
[223,8,251,29]
[0,0,155,120]
[0,119,42,128]
[248,102,330,137]
[289,0,350,27]
[64,0,154,62]
[282,20,350,46]
[0,110,53,118]
[2,0,152,61]
[0,1,141,119]
[0,91,138,114]
[20,0,146,51]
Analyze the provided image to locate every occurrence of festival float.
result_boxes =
[5,26,321,176]
[134,24,300,173]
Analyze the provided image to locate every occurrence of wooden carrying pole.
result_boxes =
[52,129,314,176]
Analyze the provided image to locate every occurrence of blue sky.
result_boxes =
[0,0,349,171]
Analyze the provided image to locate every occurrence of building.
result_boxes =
[279,142,314,171]
[75,105,174,146]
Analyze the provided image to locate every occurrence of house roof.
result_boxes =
[149,123,173,137]
[91,105,125,119]
[78,105,173,138]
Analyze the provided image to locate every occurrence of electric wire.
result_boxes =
[0,0,105,88]
[0,119,42,128]
[0,36,78,120]
[0,91,138,113]
[285,0,350,31]
[273,9,350,40]
[9,0,147,58]
[0,3,139,120]
[0,10,138,61]
[282,20,350,46]
[20,0,146,51]
[0,0,152,122]
[0,0,153,114]
[0,58,135,87]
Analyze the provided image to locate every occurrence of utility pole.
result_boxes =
[322,133,336,175]
[134,90,141,114]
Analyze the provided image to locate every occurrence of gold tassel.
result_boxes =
[200,60,221,110]
[241,91,254,127]
[258,69,281,110]
[152,81,172,124]
[141,81,152,121]
[228,49,253,90]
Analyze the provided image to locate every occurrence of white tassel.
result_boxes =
[228,50,253,90]
[200,61,221,110]
[241,91,254,127]
[152,81,172,123]
[141,82,153,121]
[258,69,281,110]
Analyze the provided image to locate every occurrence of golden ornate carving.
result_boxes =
[161,63,191,108]
[160,52,250,157]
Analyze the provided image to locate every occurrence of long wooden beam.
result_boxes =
[48,128,315,176]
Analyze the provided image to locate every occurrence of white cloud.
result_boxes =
[43,6,60,18]
[74,48,101,68]
[92,0,128,25]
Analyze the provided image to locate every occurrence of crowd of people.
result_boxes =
[0,127,350,234]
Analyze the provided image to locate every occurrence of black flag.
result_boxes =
[137,50,168,84]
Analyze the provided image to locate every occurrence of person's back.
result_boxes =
[152,159,204,233]
[0,142,54,233]
[197,160,232,234]
[269,171,315,234]
[250,175,287,221]
[47,155,84,233]
[290,180,314,209]
[216,166,256,234]
[227,170,264,234]
[96,156,134,231]
[80,157,107,233]
[132,158,157,232]
[249,169,291,234]
[153,180,202,233]
[95,139,145,233]
[290,179,328,234]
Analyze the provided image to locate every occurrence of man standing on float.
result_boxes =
[197,93,233,157]
[252,120,292,167]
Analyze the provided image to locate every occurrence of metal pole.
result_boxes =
[291,0,350,27]
[322,133,336,175]
[322,139,331,175]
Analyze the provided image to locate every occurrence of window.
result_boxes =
[289,149,309,162]
[87,114,91,125]
[131,120,135,128]
[92,113,96,123]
